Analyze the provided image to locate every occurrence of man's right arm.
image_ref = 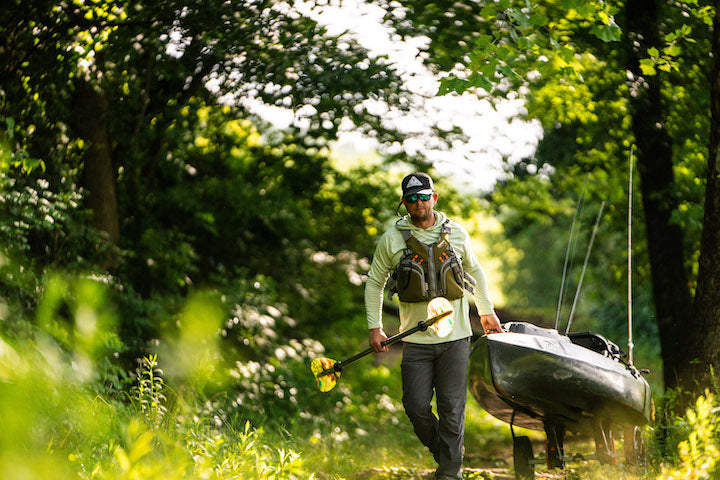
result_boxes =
[365,232,396,352]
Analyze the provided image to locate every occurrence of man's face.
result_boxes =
[402,192,438,222]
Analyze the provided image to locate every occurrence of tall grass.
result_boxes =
[1,271,718,480]
[0,272,316,480]
[0,338,310,480]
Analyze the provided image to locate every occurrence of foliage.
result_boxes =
[0,268,317,479]
[130,354,167,427]
[0,337,310,480]
[0,259,438,480]
[0,174,111,268]
[3,1,716,477]
[657,390,720,479]
[428,0,622,95]
[0,0,421,358]
[393,0,714,396]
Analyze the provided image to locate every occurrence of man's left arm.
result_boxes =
[459,231,503,335]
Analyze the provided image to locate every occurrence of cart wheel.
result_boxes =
[593,420,616,465]
[624,426,645,466]
[544,424,565,469]
[513,436,535,480]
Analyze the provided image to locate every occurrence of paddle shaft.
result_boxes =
[318,310,452,376]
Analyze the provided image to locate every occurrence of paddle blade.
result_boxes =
[427,297,455,337]
[311,357,340,392]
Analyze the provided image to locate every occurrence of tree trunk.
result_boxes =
[624,0,694,393]
[72,79,120,246]
[692,2,720,394]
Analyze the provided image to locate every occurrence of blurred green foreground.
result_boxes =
[2,271,720,480]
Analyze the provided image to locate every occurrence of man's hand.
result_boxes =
[480,312,503,335]
[369,328,389,352]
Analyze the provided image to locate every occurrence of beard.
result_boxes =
[408,206,434,224]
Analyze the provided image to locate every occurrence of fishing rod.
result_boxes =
[566,200,605,334]
[627,152,635,366]
[311,297,455,392]
[555,177,589,330]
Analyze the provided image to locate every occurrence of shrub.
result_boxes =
[657,390,720,479]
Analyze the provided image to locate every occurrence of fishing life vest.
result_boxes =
[388,219,476,303]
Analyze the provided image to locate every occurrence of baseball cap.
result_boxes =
[401,172,434,198]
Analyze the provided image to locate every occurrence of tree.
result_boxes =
[0,0,407,277]
[387,0,719,404]
[623,0,696,395]
[0,0,426,360]
[693,0,720,397]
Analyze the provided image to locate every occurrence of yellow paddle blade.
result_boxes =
[427,297,455,337]
[311,357,340,392]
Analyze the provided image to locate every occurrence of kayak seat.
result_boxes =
[567,332,624,361]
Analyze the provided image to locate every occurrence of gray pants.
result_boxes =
[401,338,471,479]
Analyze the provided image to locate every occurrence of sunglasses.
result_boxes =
[405,193,432,203]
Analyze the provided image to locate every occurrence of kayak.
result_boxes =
[469,321,652,432]
[468,321,652,477]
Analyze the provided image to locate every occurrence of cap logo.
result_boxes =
[406,176,423,188]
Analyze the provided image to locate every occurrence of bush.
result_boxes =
[657,390,720,479]
[0,313,315,480]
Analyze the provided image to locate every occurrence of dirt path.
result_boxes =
[352,466,569,479]
[348,438,642,480]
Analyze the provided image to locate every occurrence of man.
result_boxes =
[365,172,503,480]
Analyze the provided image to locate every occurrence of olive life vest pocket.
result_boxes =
[394,256,428,303]
[387,220,476,303]
[438,254,465,299]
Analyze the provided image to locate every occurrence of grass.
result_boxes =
[283,350,653,480]
[0,328,693,480]
[0,276,708,480]
[288,359,437,478]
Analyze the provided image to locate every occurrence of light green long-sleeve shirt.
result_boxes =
[364,211,495,344]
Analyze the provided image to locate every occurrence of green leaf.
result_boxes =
[498,65,518,79]
[577,4,595,17]
[495,44,513,58]
[529,13,549,27]
[479,57,499,77]
[639,59,656,75]
[474,34,495,49]
[480,3,499,19]
[438,76,469,95]
[468,50,488,69]
[559,45,575,62]
[508,9,530,28]
[561,0,583,9]
[590,23,621,43]
[22,157,45,174]
[5,117,15,136]
[468,72,494,91]
[517,36,534,50]
[664,44,682,57]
